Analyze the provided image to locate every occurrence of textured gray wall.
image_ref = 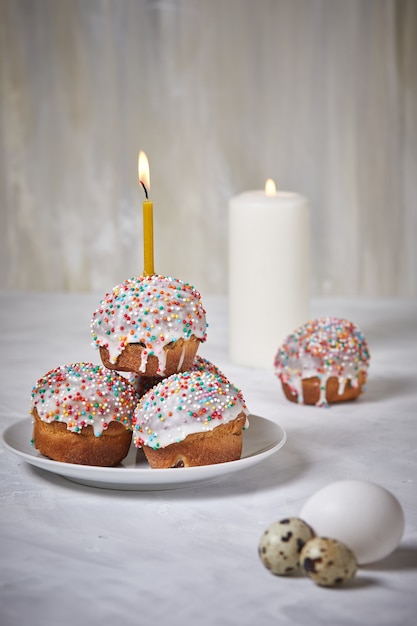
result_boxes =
[1,0,416,296]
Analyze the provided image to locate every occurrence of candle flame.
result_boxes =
[138,151,150,192]
[265,178,277,196]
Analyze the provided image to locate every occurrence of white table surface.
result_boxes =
[1,292,416,626]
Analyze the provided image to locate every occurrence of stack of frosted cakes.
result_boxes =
[31,274,249,468]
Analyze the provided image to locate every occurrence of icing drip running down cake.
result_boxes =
[132,370,249,468]
[91,274,207,377]
[31,363,138,466]
[274,317,370,407]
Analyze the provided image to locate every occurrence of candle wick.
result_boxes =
[140,181,149,200]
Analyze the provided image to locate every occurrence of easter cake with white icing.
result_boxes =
[91,274,207,377]
[274,317,370,407]
[132,369,249,468]
[31,362,138,466]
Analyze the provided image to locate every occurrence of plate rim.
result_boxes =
[2,414,286,489]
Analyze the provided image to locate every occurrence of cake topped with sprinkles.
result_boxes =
[132,370,249,455]
[274,317,370,407]
[31,362,139,437]
[90,274,208,376]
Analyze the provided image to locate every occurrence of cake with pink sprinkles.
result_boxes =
[90,274,207,377]
[274,317,370,407]
[132,370,249,468]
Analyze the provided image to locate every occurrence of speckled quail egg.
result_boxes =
[258,517,314,575]
[300,537,357,587]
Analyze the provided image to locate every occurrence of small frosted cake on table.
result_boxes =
[31,362,138,466]
[132,370,249,468]
[90,274,207,377]
[274,317,370,407]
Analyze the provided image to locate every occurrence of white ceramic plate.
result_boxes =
[2,415,286,491]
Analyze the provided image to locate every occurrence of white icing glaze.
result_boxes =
[31,363,139,436]
[274,317,370,407]
[132,370,249,449]
[90,274,207,375]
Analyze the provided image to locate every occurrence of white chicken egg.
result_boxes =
[300,480,405,565]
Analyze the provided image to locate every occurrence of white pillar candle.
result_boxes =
[228,180,310,369]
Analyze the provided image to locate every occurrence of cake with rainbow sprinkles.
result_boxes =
[132,369,249,468]
[31,362,138,466]
[90,274,207,377]
[274,317,370,407]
